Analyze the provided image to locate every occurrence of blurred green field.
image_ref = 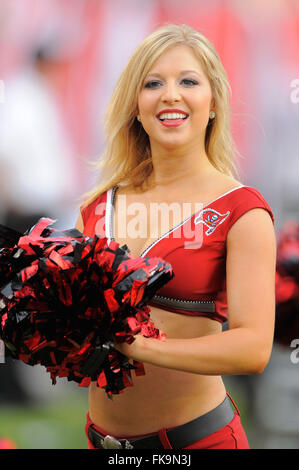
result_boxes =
[0,394,88,449]
[0,377,250,449]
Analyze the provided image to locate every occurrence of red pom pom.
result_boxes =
[0,218,173,395]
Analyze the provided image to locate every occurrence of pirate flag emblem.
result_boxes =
[194,208,230,235]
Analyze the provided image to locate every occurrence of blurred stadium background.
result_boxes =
[0,0,299,449]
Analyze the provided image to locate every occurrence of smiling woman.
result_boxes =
[80,24,237,199]
[77,24,276,450]
[137,45,213,154]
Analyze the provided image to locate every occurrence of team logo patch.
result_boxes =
[194,208,230,235]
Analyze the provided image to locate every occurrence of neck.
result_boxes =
[147,141,218,188]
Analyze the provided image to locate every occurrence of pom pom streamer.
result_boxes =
[0,218,173,396]
[275,220,299,347]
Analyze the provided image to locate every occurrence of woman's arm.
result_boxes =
[115,208,277,376]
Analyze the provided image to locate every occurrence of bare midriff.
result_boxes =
[89,307,227,436]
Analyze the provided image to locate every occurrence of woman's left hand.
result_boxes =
[114,334,149,362]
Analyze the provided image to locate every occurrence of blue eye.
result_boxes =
[181,78,199,86]
[144,78,199,89]
[144,80,161,89]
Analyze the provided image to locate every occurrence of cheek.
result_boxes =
[190,93,212,131]
[137,94,157,135]
[138,92,152,115]
[193,92,212,112]
[138,90,161,117]
[189,102,212,131]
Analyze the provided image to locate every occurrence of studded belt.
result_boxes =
[150,295,216,313]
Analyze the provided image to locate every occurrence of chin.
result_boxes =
[155,135,189,150]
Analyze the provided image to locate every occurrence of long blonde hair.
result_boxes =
[80,23,241,210]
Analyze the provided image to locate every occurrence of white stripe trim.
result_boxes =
[140,210,195,257]
[140,185,246,257]
[105,188,113,242]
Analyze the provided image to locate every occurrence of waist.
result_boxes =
[87,394,237,449]
[89,372,226,435]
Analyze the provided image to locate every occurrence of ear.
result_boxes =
[135,108,141,122]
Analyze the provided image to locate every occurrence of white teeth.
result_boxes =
[158,112,188,120]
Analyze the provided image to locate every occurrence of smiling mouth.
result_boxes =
[157,112,189,128]
[157,112,189,121]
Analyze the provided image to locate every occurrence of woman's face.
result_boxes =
[137,45,214,153]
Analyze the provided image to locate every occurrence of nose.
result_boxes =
[161,81,181,103]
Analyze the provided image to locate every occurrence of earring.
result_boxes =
[209,110,216,119]
[137,115,141,122]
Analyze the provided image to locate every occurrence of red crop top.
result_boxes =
[80,185,274,324]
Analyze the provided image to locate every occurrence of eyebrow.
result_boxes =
[145,70,203,79]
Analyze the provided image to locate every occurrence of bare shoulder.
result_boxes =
[213,173,243,191]
[199,171,243,203]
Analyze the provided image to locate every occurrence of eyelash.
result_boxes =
[144,78,199,89]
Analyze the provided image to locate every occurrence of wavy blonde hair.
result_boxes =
[80,23,241,210]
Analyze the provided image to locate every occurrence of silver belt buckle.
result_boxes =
[101,434,134,449]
